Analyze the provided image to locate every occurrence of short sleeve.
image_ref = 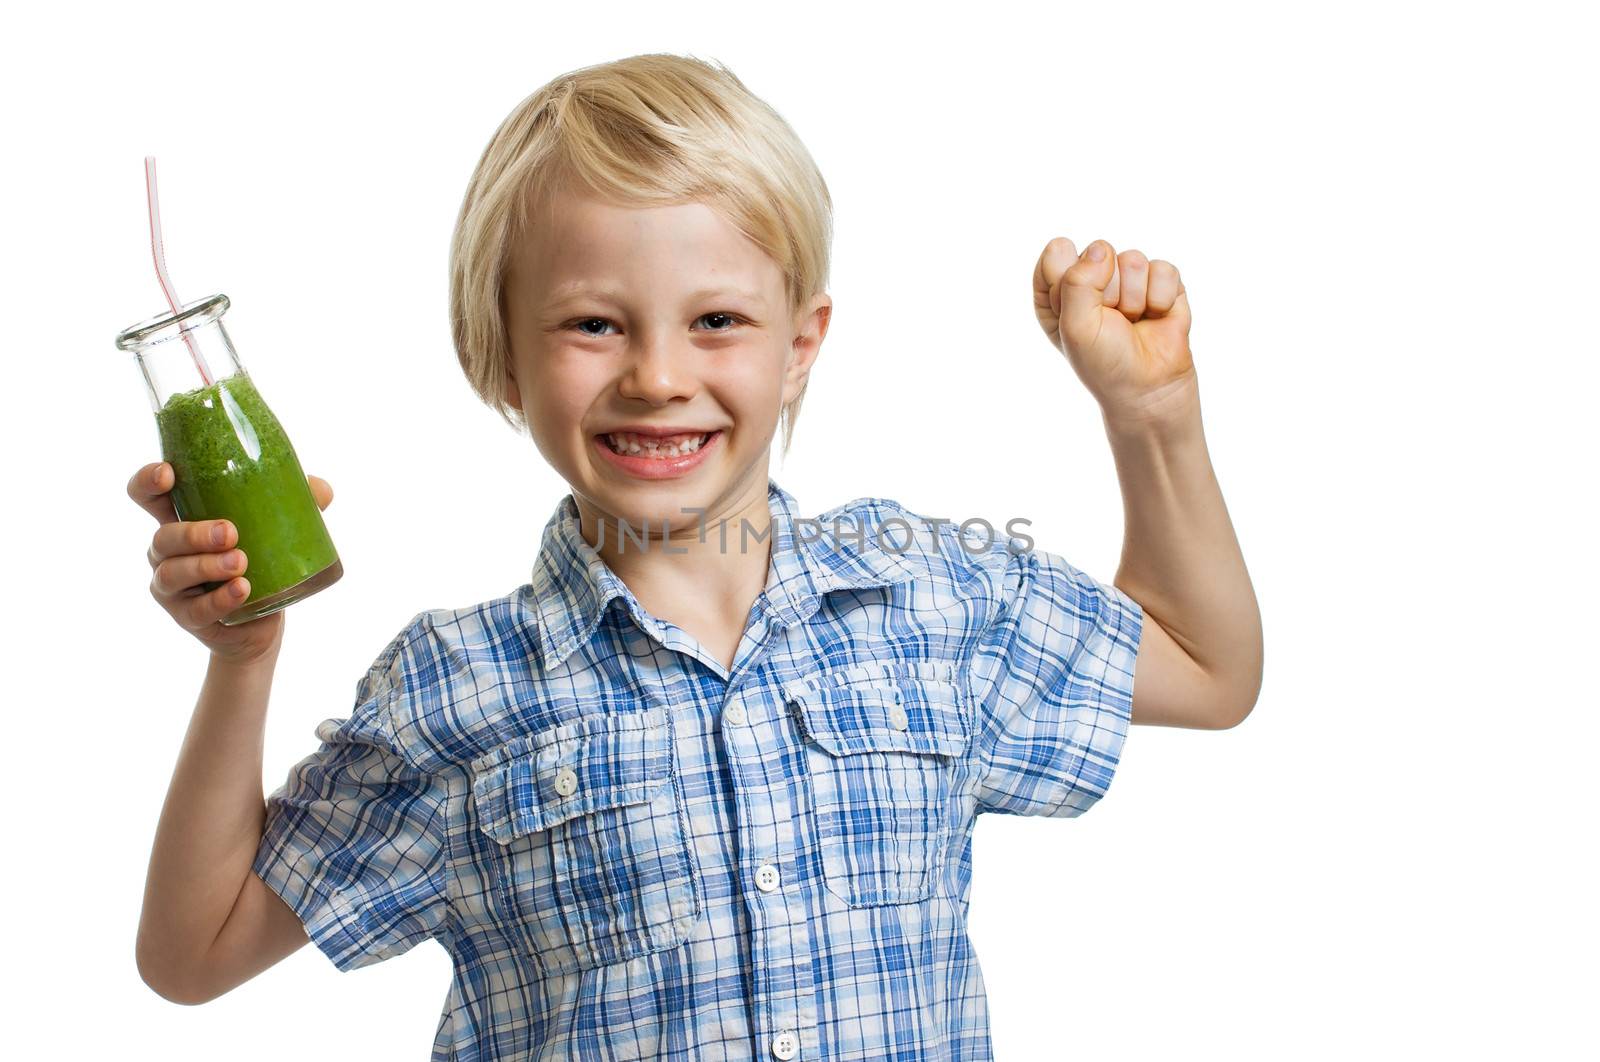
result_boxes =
[968,544,1144,818]
[251,679,453,972]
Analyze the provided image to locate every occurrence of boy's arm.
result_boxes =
[136,649,309,1005]
[1104,381,1263,729]
[1033,237,1263,730]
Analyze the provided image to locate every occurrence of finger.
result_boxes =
[1116,249,1149,320]
[152,547,247,598]
[128,462,179,525]
[1145,260,1183,317]
[149,518,235,568]
[177,577,251,631]
[307,475,334,511]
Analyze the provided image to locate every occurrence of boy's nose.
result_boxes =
[617,340,699,404]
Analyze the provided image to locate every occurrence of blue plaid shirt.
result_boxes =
[253,477,1143,1061]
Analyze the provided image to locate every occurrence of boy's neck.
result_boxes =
[573,478,777,669]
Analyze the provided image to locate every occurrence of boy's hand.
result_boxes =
[1032,237,1198,425]
[128,461,335,666]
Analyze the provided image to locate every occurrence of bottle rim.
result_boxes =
[115,292,230,352]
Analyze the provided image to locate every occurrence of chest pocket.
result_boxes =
[785,660,971,907]
[468,705,700,977]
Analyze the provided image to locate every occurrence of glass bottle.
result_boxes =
[115,293,342,625]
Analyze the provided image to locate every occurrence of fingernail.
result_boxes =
[212,524,226,546]
[1088,243,1106,262]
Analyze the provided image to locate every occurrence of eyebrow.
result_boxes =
[686,286,767,305]
[545,284,767,307]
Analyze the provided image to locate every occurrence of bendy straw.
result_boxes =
[143,156,214,387]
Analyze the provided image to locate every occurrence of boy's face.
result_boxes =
[502,187,829,533]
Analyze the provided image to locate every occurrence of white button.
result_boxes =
[888,705,909,731]
[771,1030,798,1059]
[553,766,578,797]
[724,703,747,726]
[755,863,780,892]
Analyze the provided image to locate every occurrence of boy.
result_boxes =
[132,52,1262,1061]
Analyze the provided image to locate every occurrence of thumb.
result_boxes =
[308,475,334,511]
[1032,237,1078,320]
[1060,239,1116,350]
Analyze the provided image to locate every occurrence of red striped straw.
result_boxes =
[143,156,213,387]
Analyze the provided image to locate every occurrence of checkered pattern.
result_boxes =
[252,477,1143,1060]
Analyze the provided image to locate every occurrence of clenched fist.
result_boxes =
[1033,237,1199,425]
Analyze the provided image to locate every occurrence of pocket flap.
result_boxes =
[469,706,673,844]
[785,661,969,759]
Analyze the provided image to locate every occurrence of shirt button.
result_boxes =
[887,705,909,731]
[553,766,578,797]
[724,703,747,726]
[755,863,780,892]
[771,1030,799,1059]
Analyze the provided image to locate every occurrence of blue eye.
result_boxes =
[698,312,739,332]
[569,313,743,336]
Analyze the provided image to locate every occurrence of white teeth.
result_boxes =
[605,431,710,458]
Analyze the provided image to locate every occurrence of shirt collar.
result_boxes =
[525,477,918,672]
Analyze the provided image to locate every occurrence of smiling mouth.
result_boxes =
[599,430,718,458]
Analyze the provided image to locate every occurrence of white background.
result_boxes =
[5,1,1595,1058]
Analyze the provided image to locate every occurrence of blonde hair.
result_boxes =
[449,53,833,455]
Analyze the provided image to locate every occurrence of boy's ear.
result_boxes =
[504,369,523,414]
[783,293,831,402]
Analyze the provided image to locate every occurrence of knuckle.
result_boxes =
[185,592,218,630]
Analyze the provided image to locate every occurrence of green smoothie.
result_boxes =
[155,371,341,623]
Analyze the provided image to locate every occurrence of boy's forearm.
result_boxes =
[1102,377,1263,716]
[137,649,279,994]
